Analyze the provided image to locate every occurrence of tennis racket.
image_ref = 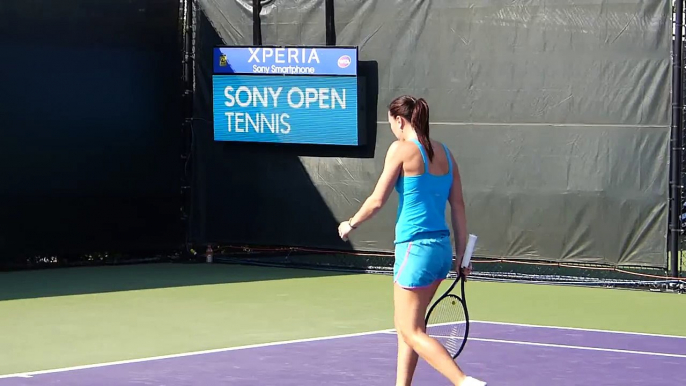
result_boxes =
[424,234,477,359]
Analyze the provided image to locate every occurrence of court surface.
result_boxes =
[0,320,683,385]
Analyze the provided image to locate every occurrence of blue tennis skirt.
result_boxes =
[393,235,453,289]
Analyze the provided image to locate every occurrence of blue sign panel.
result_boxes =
[214,46,357,76]
[213,75,359,145]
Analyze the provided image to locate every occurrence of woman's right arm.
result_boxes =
[447,151,468,270]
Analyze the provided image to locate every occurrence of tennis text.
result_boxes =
[222,86,347,134]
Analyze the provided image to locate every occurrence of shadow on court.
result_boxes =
[0,262,361,302]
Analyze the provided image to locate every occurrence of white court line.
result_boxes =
[423,335,686,359]
[471,320,686,340]
[0,327,394,379]
[421,320,686,340]
[1,320,684,379]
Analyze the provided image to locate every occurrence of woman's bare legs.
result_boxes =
[394,281,468,386]
[395,324,420,386]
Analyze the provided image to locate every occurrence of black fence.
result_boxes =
[185,0,684,292]
[0,0,684,295]
[0,0,186,270]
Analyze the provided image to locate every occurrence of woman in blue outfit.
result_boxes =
[338,95,486,386]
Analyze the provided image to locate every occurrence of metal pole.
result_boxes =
[252,0,262,45]
[325,0,336,45]
[179,0,195,257]
[670,0,684,278]
[184,0,194,97]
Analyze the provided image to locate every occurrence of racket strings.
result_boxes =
[425,295,467,357]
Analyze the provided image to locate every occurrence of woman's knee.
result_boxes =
[397,324,424,348]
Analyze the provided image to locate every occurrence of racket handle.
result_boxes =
[461,234,477,268]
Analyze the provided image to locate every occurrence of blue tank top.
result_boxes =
[394,139,454,244]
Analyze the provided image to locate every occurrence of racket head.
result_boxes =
[424,288,470,358]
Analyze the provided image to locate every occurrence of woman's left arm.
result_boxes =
[339,141,403,239]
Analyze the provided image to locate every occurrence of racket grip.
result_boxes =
[461,234,477,268]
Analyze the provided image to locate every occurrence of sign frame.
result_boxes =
[210,44,368,148]
[211,45,364,147]
[213,45,359,77]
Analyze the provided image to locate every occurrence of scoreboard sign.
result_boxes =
[212,46,360,146]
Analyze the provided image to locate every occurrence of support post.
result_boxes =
[670,0,684,278]
[253,0,262,45]
[179,0,196,257]
[325,0,336,45]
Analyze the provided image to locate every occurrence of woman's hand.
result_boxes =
[461,263,473,278]
[338,221,354,241]
[455,257,472,279]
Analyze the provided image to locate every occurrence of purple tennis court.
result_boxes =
[0,321,683,385]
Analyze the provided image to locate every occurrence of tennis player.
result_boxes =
[338,95,486,386]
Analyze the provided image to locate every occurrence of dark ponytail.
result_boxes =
[411,98,433,161]
[389,95,433,160]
